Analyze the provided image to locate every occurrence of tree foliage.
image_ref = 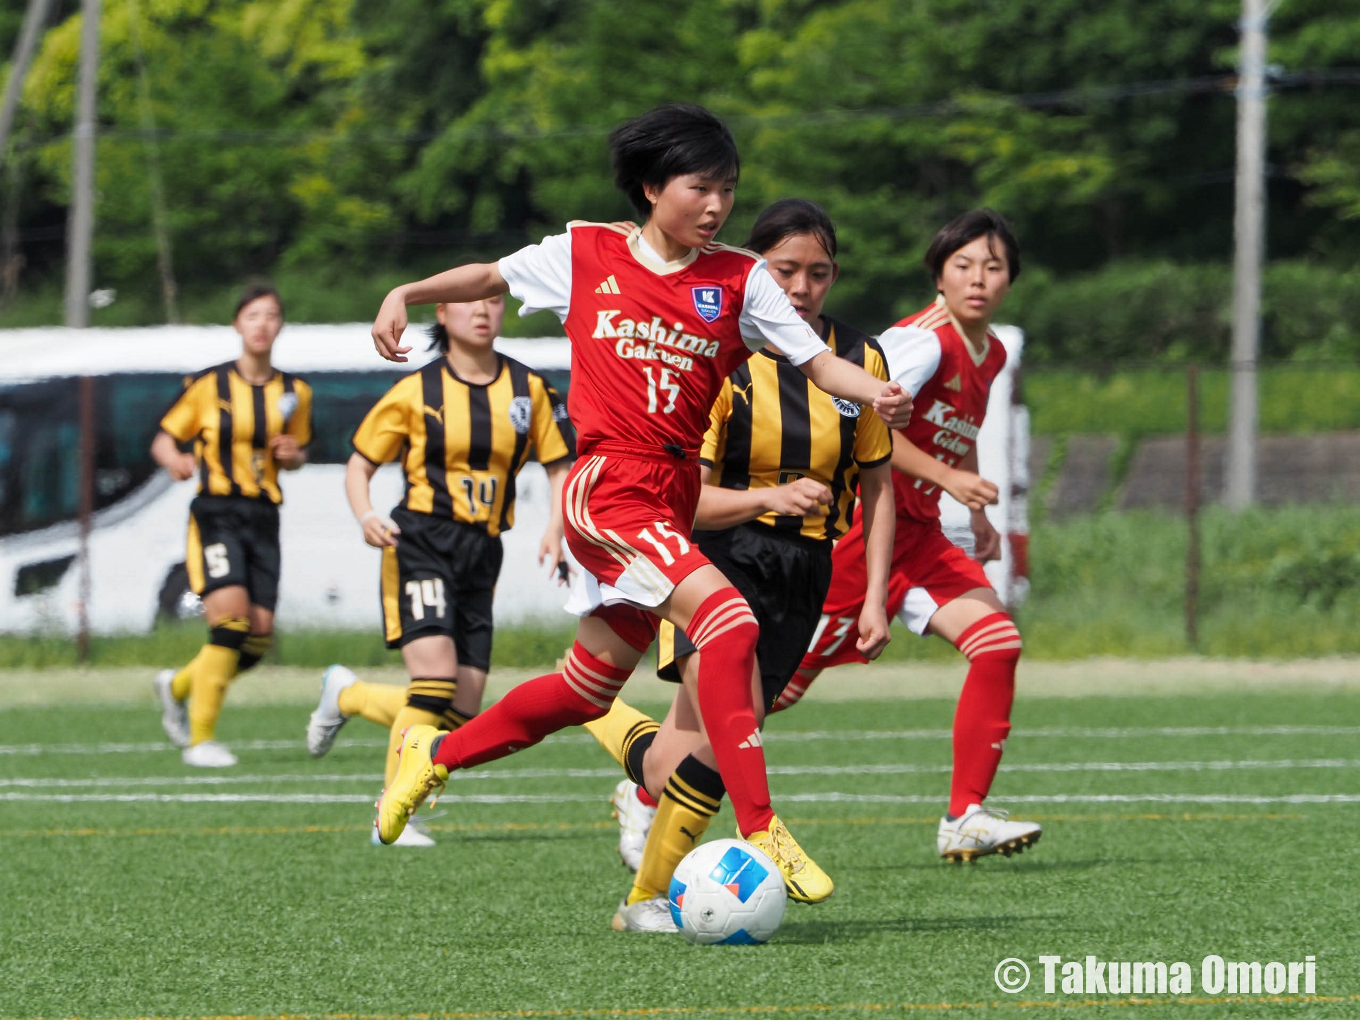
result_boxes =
[3,0,1359,349]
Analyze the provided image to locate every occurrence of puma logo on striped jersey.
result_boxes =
[594,275,621,295]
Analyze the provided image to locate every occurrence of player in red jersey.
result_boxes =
[776,209,1043,863]
[366,104,911,902]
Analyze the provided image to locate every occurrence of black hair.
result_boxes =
[610,103,740,218]
[426,322,449,353]
[233,279,283,320]
[924,208,1021,285]
[743,198,837,260]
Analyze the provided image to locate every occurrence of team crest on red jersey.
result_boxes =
[691,285,723,323]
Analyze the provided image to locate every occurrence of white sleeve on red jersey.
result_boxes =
[496,231,573,322]
[875,325,942,397]
[738,260,826,366]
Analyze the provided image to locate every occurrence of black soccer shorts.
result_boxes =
[379,507,504,671]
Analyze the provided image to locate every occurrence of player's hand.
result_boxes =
[971,509,1002,563]
[372,288,413,363]
[945,469,999,511]
[269,433,302,467]
[855,603,891,660]
[539,532,573,586]
[360,510,400,548]
[765,477,832,517]
[166,452,196,481]
[872,382,912,430]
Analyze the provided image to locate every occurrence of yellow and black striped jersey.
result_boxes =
[701,315,891,542]
[160,362,313,505]
[352,354,573,538]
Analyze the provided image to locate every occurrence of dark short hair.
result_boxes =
[924,209,1021,284]
[743,198,837,260]
[233,280,284,320]
[610,103,740,218]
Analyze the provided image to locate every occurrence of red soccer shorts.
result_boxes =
[561,448,713,634]
[802,513,991,671]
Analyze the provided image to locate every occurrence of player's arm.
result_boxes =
[373,263,510,363]
[890,432,998,511]
[150,431,195,481]
[694,468,832,530]
[798,352,911,429]
[959,446,1002,562]
[740,263,911,428]
[854,461,894,659]
[538,459,572,585]
[345,453,399,549]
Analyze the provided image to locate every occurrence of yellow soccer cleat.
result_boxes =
[375,725,448,845]
[741,814,834,904]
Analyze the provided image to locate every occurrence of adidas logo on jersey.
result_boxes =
[594,275,621,295]
[943,373,962,391]
[738,730,764,749]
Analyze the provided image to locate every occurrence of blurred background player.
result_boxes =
[151,282,312,768]
[585,198,896,931]
[305,295,574,846]
[367,103,911,900]
[778,209,1042,862]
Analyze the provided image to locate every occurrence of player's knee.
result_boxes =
[209,616,250,651]
[237,632,272,673]
[957,612,1022,666]
[562,641,631,716]
[690,587,759,657]
[408,677,458,716]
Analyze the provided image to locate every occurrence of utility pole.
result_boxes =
[1225,0,1269,510]
[0,0,56,159]
[64,0,100,328]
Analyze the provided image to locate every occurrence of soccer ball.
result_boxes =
[667,838,787,945]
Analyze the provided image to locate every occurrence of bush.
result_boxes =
[1008,259,1360,365]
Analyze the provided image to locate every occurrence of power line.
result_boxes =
[7,68,1360,153]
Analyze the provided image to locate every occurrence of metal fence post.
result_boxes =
[1185,364,1201,650]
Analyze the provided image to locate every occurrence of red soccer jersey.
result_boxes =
[498,222,827,461]
[876,297,1008,522]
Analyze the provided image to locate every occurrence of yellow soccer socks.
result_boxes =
[338,681,408,729]
[628,754,725,905]
[385,677,457,785]
[585,698,660,779]
[186,616,250,746]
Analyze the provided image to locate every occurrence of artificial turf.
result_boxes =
[1,679,1357,1019]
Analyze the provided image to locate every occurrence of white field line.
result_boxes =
[0,791,1357,806]
[4,724,1360,757]
[2,757,1358,790]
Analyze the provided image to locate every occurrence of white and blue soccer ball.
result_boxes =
[667,838,787,945]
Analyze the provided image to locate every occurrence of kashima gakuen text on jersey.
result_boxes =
[593,310,721,374]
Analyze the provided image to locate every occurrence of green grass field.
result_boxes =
[1,664,1358,1019]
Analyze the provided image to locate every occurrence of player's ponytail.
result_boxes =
[426,321,449,353]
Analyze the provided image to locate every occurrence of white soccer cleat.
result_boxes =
[153,668,189,748]
[182,740,237,768]
[370,819,436,848]
[611,895,679,933]
[609,779,656,872]
[306,664,358,758]
[937,803,1042,863]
